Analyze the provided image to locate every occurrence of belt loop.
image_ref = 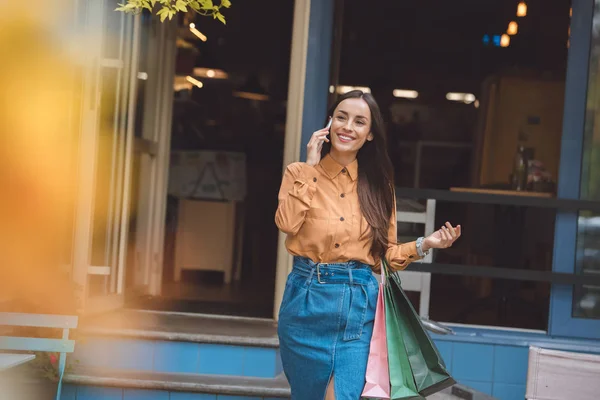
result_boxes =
[307,267,315,285]
[348,268,353,284]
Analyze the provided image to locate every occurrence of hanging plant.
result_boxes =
[116,0,231,23]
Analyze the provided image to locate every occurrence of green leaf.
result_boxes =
[160,11,168,22]
[221,0,231,8]
[117,2,137,10]
[199,0,214,10]
[216,12,226,24]
[175,0,188,12]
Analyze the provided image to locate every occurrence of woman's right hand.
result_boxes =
[306,126,330,166]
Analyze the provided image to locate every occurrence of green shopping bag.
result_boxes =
[383,263,423,400]
[387,262,455,397]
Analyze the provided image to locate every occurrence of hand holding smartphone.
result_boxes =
[306,118,332,166]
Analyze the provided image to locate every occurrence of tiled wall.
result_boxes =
[433,339,529,400]
[61,386,286,400]
[74,338,281,379]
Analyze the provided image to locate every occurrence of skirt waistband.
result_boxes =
[292,256,373,285]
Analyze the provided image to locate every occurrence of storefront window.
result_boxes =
[574,1,600,319]
[334,0,570,329]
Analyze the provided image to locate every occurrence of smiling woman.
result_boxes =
[275,90,461,399]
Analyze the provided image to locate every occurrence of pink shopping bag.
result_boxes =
[361,282,391,399]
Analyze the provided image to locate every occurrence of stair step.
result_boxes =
[74,310,282,379]
[80,310,278,347]
[64,367,290,399]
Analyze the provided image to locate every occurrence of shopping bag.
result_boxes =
[387,263,455,397]
[383,264,422,399]
[361,282,391,399]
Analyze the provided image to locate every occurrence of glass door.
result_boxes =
[127,12,171,296]
[71,0,141,314]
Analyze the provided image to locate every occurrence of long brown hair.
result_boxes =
[321,90,394,258]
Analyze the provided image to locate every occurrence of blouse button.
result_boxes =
[342,168,347,174]
[313,177,317,182]
[335,243,340,248]
[340,193,345,198]
[340,217,345,222]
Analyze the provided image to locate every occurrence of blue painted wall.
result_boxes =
[74,338,281,379]
[69,328,600,400]
[432,326,600,400]
[433,339,528,400]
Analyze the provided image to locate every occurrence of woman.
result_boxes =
[275,90,461,400]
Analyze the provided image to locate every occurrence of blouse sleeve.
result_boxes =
[383,192,421,271]
[274,162,319,235]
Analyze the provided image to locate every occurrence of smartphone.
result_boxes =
[325,118,332,130]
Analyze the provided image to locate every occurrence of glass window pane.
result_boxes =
[575,0,600,319]
[91,66,125,278]
[574,212,600,318]
[103,0,124,60]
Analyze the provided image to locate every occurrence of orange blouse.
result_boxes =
[275,154,421,272]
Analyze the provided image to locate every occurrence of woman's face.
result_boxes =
[330,98,374,156]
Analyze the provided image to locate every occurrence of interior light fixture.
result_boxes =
[336,85,371,94]
[517,2,527,17]
[189,23,207,42]
[193,67,228,79]
[507,21,518,35]
[446,92,476,104]
[393,89,419,99]
[500,34,510,48]
[186,76,203,89]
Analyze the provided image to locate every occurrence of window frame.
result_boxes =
[548,0,600,339]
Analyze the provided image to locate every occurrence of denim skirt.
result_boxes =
[278,256,379,399]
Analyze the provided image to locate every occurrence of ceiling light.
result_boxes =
[446,92,476,104]
[186,76,203,89]
[500,34,510,47]
[193,67,228,79]
[507,21,518,35]
[336,85,371,94]
[393,89,419,99]
[517,2,527,17]
[189,23,207,42]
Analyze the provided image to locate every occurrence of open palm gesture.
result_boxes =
[424,222,461,250]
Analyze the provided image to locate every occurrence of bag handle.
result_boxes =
[380,257,390,284]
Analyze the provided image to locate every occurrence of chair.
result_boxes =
[0,312,78,400]
[395,198,436,319]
